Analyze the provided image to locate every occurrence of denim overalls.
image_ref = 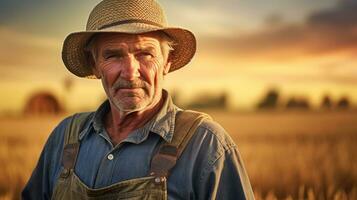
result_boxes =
[51,111,210,200]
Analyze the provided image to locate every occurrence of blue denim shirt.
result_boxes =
[22,91,254,200]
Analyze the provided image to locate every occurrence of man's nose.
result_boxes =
[121,54,140,80]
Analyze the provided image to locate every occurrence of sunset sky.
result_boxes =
[1,0,357,113]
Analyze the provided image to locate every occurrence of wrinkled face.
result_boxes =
[90,33,171,113]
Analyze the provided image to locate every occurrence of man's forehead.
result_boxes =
[94,32,162,47]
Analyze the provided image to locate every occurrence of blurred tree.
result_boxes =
[286,98,297,108]
[321,95,333,110]
[186,92,228,110]
[256,89,279,110]
[336,96,350,109]
[286,97,310,110]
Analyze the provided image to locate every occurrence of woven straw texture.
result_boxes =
[62,0,196,78]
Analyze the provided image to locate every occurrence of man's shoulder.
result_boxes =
[179,111,237,165]
[49,112,94,142]
[177,109,236,151]
[49,115,72,138]
[176,113,239,178]
[53,112,91,129]
[196,115,236,150]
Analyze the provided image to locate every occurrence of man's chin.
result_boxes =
[114,88,145,97]
[111,99,146,113]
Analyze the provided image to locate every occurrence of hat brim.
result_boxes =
[62,23,196,78]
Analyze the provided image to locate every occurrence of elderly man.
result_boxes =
[22,0,254,199]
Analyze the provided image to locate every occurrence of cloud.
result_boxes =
[308,1,357,28]
[198,0,357,61]
[0,26,65,80]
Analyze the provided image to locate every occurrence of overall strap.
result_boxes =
[61,112,92,177]
[150,110,211,178]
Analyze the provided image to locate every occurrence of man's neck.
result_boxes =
[105,94,166,145]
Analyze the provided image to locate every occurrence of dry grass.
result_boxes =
[0,116,63,200]
[209,110,357,199]
[0,111,356,199]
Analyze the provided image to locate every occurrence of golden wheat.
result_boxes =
[0,111,356,199]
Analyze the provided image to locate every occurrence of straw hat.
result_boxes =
[62,0,196,78]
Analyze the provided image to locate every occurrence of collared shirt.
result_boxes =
[22,90,254,200]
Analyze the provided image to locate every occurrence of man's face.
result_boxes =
[91,32,171,113]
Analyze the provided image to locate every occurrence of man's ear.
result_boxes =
[86,52,101,78]
[92,66,101,79]
[163,61,171,75]
[163,53,172,75]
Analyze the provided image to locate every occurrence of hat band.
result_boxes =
[98,19,164,30]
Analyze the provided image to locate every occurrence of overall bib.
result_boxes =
[51,111,210,200]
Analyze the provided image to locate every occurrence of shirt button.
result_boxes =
[107,154,114,160]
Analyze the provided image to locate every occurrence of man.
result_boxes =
[22,0,254,199]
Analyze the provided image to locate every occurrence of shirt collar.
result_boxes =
[79,90,179,143]
[78,101,108,141]
[149,90,178,143]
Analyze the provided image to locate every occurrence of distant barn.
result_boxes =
[24,92,63,115]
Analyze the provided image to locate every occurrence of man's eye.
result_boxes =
[105,54,124,60]
[105,54,115,59]
[138,52,154,59]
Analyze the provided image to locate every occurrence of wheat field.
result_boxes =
[0,111,356,199]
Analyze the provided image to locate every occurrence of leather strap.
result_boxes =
[149,110,211,177]
[62,113,92,170]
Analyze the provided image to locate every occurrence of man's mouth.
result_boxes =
[118,87,142,90]
[113,80,146,90]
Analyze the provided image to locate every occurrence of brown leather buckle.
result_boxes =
[153,176,166,185]
[60,168,71,178]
